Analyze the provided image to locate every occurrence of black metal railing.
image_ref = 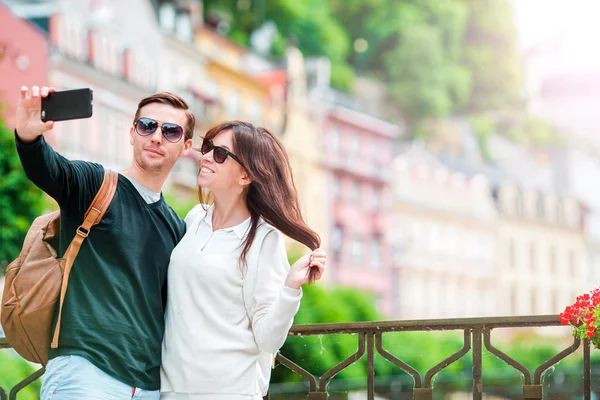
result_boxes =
[272,315,593,400]
[0,315,593,399]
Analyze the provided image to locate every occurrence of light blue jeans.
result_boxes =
[40,355,159,400]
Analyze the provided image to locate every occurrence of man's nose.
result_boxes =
[150,127,163,144]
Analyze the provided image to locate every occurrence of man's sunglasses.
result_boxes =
[134,117,185,143]
[200,139,242,165]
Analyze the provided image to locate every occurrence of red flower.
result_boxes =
[561,288,600,345]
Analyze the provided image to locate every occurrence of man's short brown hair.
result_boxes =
[133,92,196,141]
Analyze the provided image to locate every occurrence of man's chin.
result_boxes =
[139,160,165,173]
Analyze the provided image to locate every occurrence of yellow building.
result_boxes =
[279,47,329,254]
[194,26,284,133]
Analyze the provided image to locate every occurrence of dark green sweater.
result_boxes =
[16,134,185,390]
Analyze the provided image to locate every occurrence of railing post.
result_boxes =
[413,388,433,400]
[367,333,375,400]
[308,393,328,400]
[472,328,482,400]
[584,339,591,400]
[523,385,542,399]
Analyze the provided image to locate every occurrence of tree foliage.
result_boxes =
[163,190,198,219]
[0,117,46,272]
[0,352,42,398]
[202,0,355,92]
[462,0,524,113]
[201,0,534,144]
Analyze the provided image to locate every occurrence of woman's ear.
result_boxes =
[239,173,252,188]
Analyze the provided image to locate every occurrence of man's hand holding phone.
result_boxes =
[16,86,56,143]
[16,86,94,143]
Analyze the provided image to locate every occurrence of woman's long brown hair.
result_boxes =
[197,121,321,282]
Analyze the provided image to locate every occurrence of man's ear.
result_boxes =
[180,138,193,156]
[130,126,134,145]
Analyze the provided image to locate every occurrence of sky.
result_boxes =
[512,0,600,70]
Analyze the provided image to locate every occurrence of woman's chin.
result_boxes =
[197,175,213,188]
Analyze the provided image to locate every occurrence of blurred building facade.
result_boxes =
[390,145,498,319]
[493,184,589,316]
[0,3,48,129]
[194,23,285,133]
[308,78,401,315]
[6,0,165,169]
[277,48,329,253]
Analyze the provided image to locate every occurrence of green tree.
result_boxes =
[330,0,472,125]
[0,117,46,272]
[201,0,355,91]
[0,352,42,398]
[200,0,553,148]
[163,190,198,219]
[462,0,524,114]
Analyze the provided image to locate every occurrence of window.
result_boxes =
[371,188,380,211]
[330,128,341,153]
[350,182,361,203]
[510,286,518,315]
[549,246,557,275]
[333,176,341,199]
[331,225,343,261]
[370,139,378,160]
[556,201,564,225]
[515,196,524,216]
[351,236,363,265]
[552,289,559,313]
[429,225,441,254]
[529,242,536,272]
[205,80,219,98]
[105,108,117,165]
[226,90,240,117]
[569,250,577,276]
[248,100,262,122]
[371,237,381,269]
[414,222,426,251]
[444,227,455,256]
[536,196,545,219]
[348,133,359,157]
[508,239,516,268]
[531,289,537,314]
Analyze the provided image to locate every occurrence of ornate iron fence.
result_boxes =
[0,315,594,399]
[273,315,593,400]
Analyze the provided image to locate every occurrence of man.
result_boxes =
[15,85,194,399]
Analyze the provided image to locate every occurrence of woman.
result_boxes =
[160,121,326,399]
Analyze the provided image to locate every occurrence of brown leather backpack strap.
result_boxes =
[51,169,119,348]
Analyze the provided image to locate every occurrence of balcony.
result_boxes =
[323,156,391,184]
[0,315,596,399]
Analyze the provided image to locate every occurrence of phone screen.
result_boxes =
[41,88,93,122]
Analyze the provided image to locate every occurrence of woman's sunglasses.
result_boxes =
[134,117,185,143]
[200,139,242,165]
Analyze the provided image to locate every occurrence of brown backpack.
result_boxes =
[1,169,118,365]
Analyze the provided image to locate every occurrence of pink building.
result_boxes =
[0,3,48,129]
[322,105,401,316]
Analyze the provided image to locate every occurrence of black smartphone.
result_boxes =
[41,88,93,122]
